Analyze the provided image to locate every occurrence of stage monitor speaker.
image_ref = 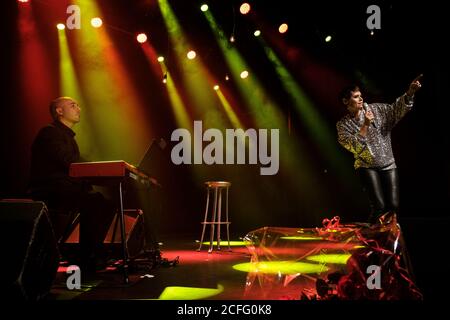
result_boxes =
[64,209,145,259]
[0,200,60,301]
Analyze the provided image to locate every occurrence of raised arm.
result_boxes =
[377,74,423,129]
[406,74,423,98]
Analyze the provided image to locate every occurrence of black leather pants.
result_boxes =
[358,168,400,220]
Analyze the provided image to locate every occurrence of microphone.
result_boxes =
[363,102,376,128]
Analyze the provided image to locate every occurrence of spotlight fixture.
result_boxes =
[157,56,165,62]
[187,50,196,59]
[91,17,102,28]
[240,70,249,79]
[136,33,147,43]
[325,35,332,42]
[370,30,375,36]
[18,0,29,3]
[213,85,219,91]
[278,23,288,34]
[254,30,261,37]
[200,4,208,12]
[240,3,251,15]
[225,75,229,81]
[162,73,167,84]
[56,23,65,30]
[230,35,235,43]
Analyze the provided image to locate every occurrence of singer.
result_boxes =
[336,75,422,223]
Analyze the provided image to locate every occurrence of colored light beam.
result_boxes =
[244,13,363,193]
[159,0,261,193]
[17,2,55,137]
[280,236,324,241]
[57,27,96,151]
[158,1,284,220]
[213,87,260,165]
[139,41,164,76]
[166,70,193,129]
[140,41,192,129]
[200,240,246,246]
[203,11,319,192]
[158,284,224,300]
[306,253,352,265]
[57,29,83,102]
[259,39,354,180]
[215,89,243,129]
[233,261,329,274]
[158,0,228,129]
[71,0,152,162]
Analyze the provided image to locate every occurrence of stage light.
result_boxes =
[57,23,65,30]
[240,70,249,79]
[91,17,102,28]
[233,261,329,274]
[162,73,167,84]
[230,35,235,43]
[240,3,251,15]
[306,254,351,265]
[200,4,208,12]
[213,85,219,91]
[370,30,375,36]
[225,75,229,81]
[158,285,224,300]
[18,0,29,3]
[157,56,165,62]
[278,23,288,34]
[254,30,261,37]
[136,33,147,43]
[187,50,196,59]
[325,35,332,42]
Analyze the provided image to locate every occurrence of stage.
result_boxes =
[45,216,445,302]
[1,0,449,309]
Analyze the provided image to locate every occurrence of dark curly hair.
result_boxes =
[338,85,361,103]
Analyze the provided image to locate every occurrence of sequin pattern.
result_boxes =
[336,94,413,170]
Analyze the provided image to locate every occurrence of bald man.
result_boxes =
[29,97,115,274]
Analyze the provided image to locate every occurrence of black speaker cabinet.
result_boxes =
[0,200,60,301]
[64,209,145,259]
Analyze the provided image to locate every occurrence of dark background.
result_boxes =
[1,0,449,301]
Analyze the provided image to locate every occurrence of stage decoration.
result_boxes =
[243,212,422,300]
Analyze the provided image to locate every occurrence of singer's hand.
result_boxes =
[407,74,423,97]
[364,110,374,127]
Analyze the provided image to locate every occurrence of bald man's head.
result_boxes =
[49,97,81,127]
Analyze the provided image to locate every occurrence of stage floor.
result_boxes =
[49,233,254,300]
[46,216,448,301]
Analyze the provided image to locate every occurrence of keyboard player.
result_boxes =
[29,97,115,275]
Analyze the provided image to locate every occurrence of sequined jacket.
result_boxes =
[336,94,413,170]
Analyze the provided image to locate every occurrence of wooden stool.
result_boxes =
[198,181,231,253]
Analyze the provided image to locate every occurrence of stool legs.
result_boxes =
[198,184,231,253]
[209,188,218,253]
[197,188,210,251]
[226,187,231,251]
[217,188,222,250]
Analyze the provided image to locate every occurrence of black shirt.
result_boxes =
[30,121,80,187]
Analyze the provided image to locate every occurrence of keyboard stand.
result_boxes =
[118,181,129,284]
